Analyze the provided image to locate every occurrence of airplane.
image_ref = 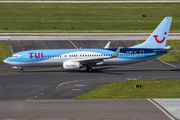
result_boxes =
[4,17,172,72]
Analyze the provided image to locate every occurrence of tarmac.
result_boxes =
[0,99,175,120]
[0,34,180,120]
[0,33,180,41]
[155,99,180,120]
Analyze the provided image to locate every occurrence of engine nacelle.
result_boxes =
[63,61,80,70]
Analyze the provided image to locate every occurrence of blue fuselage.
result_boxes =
[4,48,166,67]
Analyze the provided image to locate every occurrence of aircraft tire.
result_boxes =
[86,67,93,72]
[20,69,24,73]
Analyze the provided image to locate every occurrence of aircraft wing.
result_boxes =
[74,46,121,65]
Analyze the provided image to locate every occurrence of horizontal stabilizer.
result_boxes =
[153,46,174,52]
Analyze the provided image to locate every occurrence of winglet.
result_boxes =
[104,42,111,48]
[111,46,121,58]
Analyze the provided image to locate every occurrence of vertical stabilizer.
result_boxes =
[131,17,172,49]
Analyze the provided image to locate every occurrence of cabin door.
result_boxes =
[140,50,144,58]
[23,53,28,61]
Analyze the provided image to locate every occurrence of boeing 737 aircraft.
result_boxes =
[4,17,172,72]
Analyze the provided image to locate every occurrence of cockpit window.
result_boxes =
[11,55,18,58]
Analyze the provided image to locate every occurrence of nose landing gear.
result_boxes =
[12,66,24,73]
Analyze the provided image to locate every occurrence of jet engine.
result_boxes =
[63,61,81,70]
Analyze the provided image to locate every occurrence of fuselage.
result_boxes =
[4,48,167,67]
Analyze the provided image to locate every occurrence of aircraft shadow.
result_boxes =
[14,67,180,76]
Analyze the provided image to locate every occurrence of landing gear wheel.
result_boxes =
[20,69,24,73]
[86,67,93,72]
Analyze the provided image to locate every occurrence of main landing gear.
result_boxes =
[86,67,93,72]
[20,69,24,73]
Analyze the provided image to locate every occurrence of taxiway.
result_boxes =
[0,38,179,120]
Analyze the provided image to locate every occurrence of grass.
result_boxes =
[1,3,180,33]
[75,79,180,99]
[0,0,178,1]
[158,40,180,62]
[0,43,12,63]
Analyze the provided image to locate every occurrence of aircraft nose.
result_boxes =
[3,59,7,63]
[3,58,10,63]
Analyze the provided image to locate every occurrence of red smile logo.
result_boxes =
[153,32,167,43]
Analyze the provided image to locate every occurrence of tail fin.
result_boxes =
[131,17,172,49]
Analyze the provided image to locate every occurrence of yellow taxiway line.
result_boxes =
[69,39,78,49]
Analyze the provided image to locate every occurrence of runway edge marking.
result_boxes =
[147,99,176,120]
